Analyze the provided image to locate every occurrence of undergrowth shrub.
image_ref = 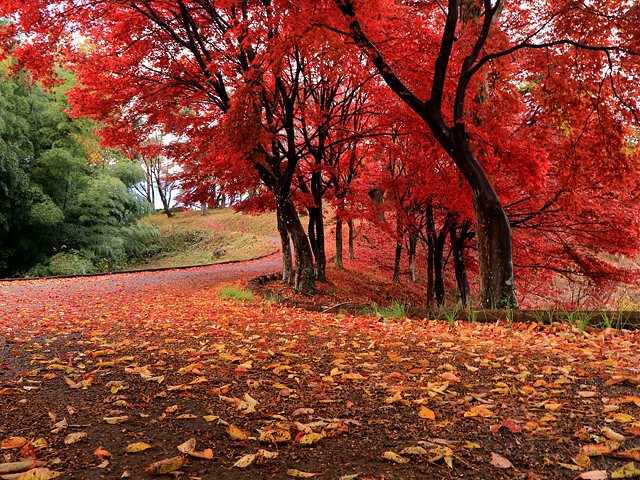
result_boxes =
[28,250,95,277]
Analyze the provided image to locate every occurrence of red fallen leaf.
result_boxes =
[94,447,112,459]
[490,421,522,433]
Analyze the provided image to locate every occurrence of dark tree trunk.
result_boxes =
[307,206,326,281]
[279,197,314,293]
[368,188,386,222]
[393,242,402,283]
[277,207,293,285]
[348,219,355,259]
[451,126,516,308]
[426,205,435,308]
[450,222,471,308]
[314,206,326,281]
[426,240,435,308]
[433,233,446,307]
[156,176,173,218]
[408,232,417,282]
[335,218,343,269]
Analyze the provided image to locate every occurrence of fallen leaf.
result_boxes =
[1,437,28,449]
[93,447,112,458]
[233,454,256,468]
[418,406,435,420]
[611,462,640,479]
[286,469,320,477]
[298,432,324,446]
[575,471,609,480]
[144,456,184,475]
[63,432,87,445]
[400,446,428,456]
[383,451,410,464]
[490,452,513,469]
[226,424,249,441]
[292,408,314,417]
[103,416,129,424]
[15,468,63,479]
[618,448,640,462]
[125,442,153,453]
[177,438,196,454]
[464,406,494,418]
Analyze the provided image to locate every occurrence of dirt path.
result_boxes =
[0,250,282,324]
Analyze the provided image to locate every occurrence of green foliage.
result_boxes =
[217,286,255,302]
[366,302,406,320]
[0,65,158,276]
[109,160,146,189]
[28,250,95,277]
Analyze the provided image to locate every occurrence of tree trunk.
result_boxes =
[314,206,326,281]
[450,223,471,308]
[156,176,173,218]
[335,218,343,269]
[307,206,326,281]
[393,242,402,283]
[348,219,355,259]
[426,205,435,308]
[277,207,293,285]
[408,232,417,282]
[433,233,446,307]
[451,126,516,308]
[280,197,315,293]
[426,239,434,308]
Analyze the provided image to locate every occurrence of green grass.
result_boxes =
[133,209,277,269]
[365,302,406,320]
[217,286,255,302]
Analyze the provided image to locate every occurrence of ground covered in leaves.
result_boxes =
[1,256,640,479]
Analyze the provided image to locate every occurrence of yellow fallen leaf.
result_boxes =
[611,462,640,479]
[608,413,636,424]
[287,469,320,477]
[400,446,428,456]
[125,442,153,453]
[544,403,563,412]
[464,406,494,418]
[258,428,291,444]
[299,432,324,445]
[144,456,185,475]
[383,451,410,464]
[103,416,129,424]
[418,406,435,420]
[203,415,219,422]
[226,424,249,441]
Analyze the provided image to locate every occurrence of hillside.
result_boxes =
[133,209,278,270]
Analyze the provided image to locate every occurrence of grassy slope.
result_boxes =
[134,209,278,269]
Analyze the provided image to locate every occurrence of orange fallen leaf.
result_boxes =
[1,436,28,449]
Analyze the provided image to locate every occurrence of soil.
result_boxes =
[1,251,640,480]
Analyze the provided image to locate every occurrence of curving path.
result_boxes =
[0,250,282,325]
